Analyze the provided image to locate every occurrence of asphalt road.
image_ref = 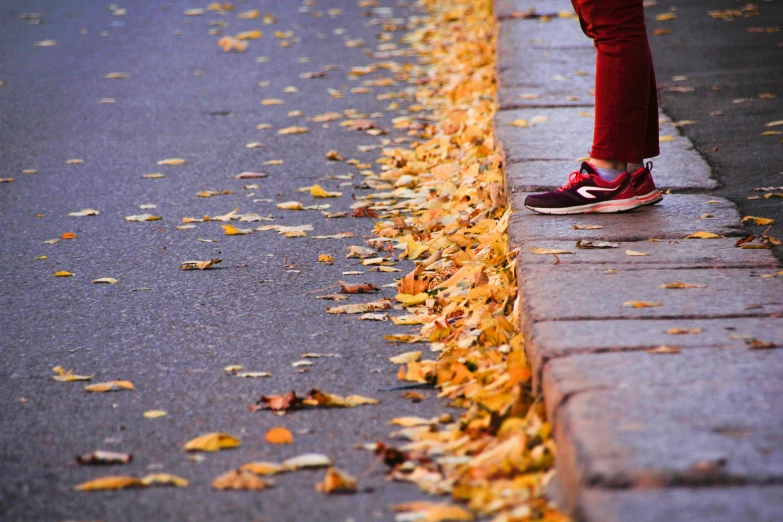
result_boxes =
[0,1,447,521]
[646,0,783,254]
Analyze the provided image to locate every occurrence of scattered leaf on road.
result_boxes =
[84,381,135,392]
[184,433,240,452]
[316,467,358,494]
[212,470,271,490]
[75,476,142,491]
[76,450,133,465]
[265,427,293,445]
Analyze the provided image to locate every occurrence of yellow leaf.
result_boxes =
[144,410,167,418]
[625,250,649,256]
[222,224,251,235]
[316,467,358,494]
[157,158,185,165]
[389,416,434,427]
[265,427,293,444]
[261,98,284,105]
[667,327,702,335]
[742,216,775,226]
[622,301,663,308]
[142,173,165,179]
[277,201,304,210]
[84,380,135,392]
[655,13,677,20]
[75,476,142,491]
[318,254,334,263]
[140,473,188,487]
[236,30,262,40]
[54,271,74,277]
[646,346,681,354]
[511,119,528,128]
[684,231,723,239]
[212,470,271,490]
[52,366,93,382]
[310,184,343,198]
[239,462,285,475]
[395,293,429,306]
[421,504,475,522]
[389,351,423,364]
[278,126,309,135]
[179,258,221,270]
[104,72,130,79]
[659,135,674,142]
[184,432,240,452]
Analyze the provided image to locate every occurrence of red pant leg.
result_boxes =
[571,0,660,162]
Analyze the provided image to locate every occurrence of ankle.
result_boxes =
[589,158,627,171]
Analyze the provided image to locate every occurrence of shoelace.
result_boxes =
[557,170,591,192]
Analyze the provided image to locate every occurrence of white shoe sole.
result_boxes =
[525,196,643,215]
[636,190,663,206]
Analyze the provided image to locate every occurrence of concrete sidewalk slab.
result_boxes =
[517,238,781,268]
[509,194,743,241]
[496,108,717,190]
[519,266,783,322]
[526,317,783,383]
[496,0,578,19]
[543,349,783,508]
[579,486,783,522]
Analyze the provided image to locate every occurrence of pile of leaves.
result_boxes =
[366,1,568,520]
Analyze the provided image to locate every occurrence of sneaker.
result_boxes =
[524,162,641,215]
[631,162,663,206]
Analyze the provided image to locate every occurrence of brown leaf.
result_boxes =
[212,469,272,490]
[352,207,379,218]
[338,280,378,294]
[253,391,305,412]
[316,467,358,494]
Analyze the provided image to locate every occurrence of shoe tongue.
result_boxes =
[579,161,599,176]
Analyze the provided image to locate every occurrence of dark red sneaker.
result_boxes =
[631,162,663,206]
[524,162,640,215]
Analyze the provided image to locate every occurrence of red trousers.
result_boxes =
[571,0,660,163]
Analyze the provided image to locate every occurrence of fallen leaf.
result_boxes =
[573,225,603,230]
[139,473,188,487]
[389,351,423,364]
[684,231,723,239]
[742,216,775,226]
[69,208,100,217]
[265,427,293,444]
[104,72,130,79]
[529,246,574,255]
[35,40,57,47]
[282,453,332,470]
[212,469,271,490]
[125,214,162,222]
[667,327,702,335]
[395,293,429,306]
[278,126,309,135]
[246,142,263,148]
[359,312,388,321]
[239,462,285,476]
[254,391,305,412]
[0,177,14,183]
[746,338,781,350]
[316,467,358,494]
[389,416,435,427]
[75,476,142,491]
[326,150,345,161]
[157,158,185,165]
[142,173,165,179]
[54,271,74,277]
[625,250,650,256]
[646,346,681,354]
[184,433,240,452]
[327,298,392,314]
[52,366,93,382]
[511,119,528,128]
[76,450,132,465]
[339,281,378,294]
[623,301,663,308]
[660,282,707,289]
[144,410,167,418]
[92,277,118,284]
[310,184,342,198]
[318,254,335,263]
[65,159,84,165]
[236,30,262,40]
[222,224,252,235]
[576,240,618,249]
[236,371,271,378]
[179,259,222,270]
[277,201,304,210]
[84,381,134,392]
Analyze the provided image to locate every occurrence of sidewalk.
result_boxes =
[495,1,783,520]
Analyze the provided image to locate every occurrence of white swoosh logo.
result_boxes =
[577,186,615,199]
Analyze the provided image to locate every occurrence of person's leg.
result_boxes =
[573,0,658,169]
